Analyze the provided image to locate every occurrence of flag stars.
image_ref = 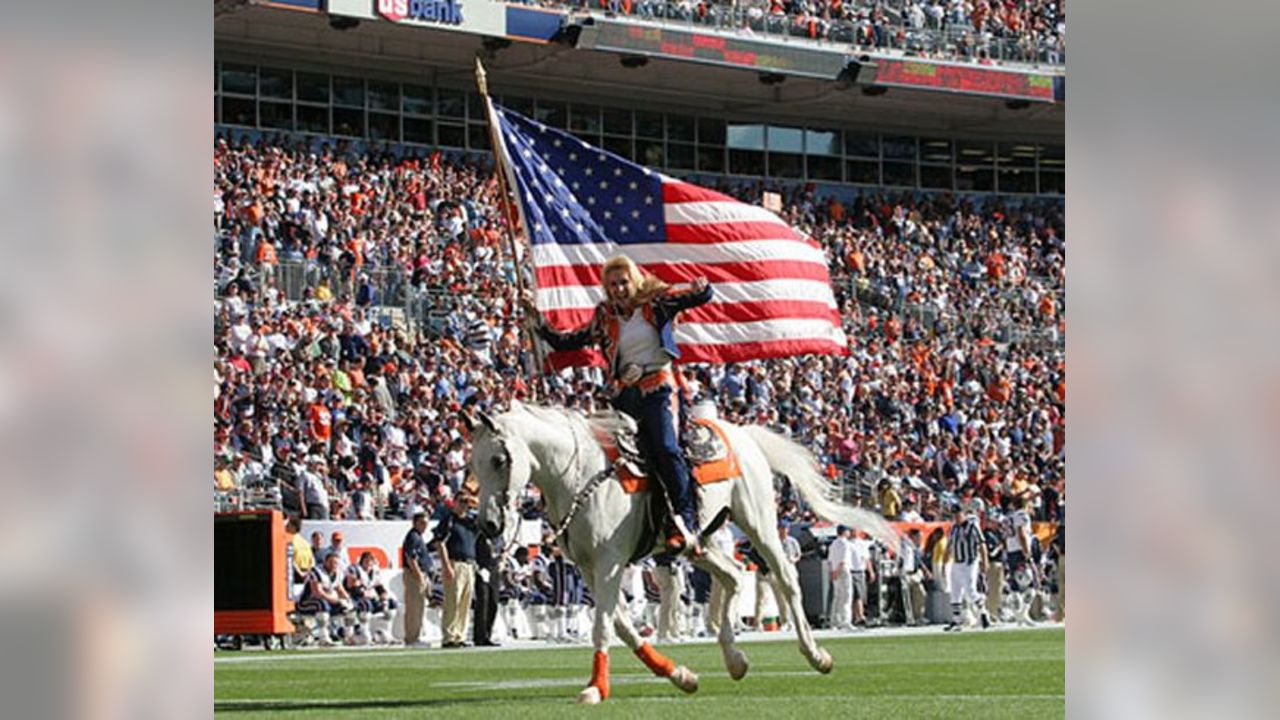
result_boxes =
[584,167,593,176]
[569,152,577,161]
[603,210,613,219]
[586,197,596,206]
[599,181,608,189]
[614,168,623,177]
[630,210,641,219]
[629,181,638,190]
[643,196,654,205]
[553,139,562,148]
[614,196,624,205]
[620,225,629,234]
[647,224,657,233]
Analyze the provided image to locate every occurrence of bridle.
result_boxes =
[487,417,608,544]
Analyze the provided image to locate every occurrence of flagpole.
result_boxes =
[475,56,545,401]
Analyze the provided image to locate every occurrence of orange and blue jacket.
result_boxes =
[535,283,714,382]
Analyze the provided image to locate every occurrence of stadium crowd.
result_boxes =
[213,128,1064,642]
[514,0,1066,66]
[213,131,1064,535]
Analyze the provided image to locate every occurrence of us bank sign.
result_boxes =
[326,0,506,36]
[376,0,463,25]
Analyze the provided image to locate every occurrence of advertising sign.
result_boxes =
[326,0,505,36]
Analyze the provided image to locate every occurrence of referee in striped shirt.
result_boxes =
[944,503,991,631]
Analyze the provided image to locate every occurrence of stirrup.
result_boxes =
[668,517,702,557]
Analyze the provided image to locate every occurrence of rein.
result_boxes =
[547,419,608,543]
[548,464,615,543]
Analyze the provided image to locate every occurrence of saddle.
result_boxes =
[587,412,741,494]
[588,410,739,563]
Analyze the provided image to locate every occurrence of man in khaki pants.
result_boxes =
[433,492,480,648]
[983,513,1006,623]
[401,512,433,647]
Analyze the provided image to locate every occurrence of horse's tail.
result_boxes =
[740,425,899,547]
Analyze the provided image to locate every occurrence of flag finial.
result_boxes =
[474,56,489,97]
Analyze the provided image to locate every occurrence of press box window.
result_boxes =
[297,105,329,134]
[369,113,399,142]
[259,102,293,130]
[402,85,432,116]
[332,77,365,108]
[296,72,330,104]
[332,108,364,138]
[403,118,434,145]
[258,68,293,100]
[220,64,256,95]
[368,81,400,112]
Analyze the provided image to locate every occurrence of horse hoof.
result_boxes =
[670,666,699,694]
[814,648,833,674]
[576,687,602,705]
[726,649,749,681]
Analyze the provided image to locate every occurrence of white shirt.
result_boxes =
[302,472,329,507]
[1004,510,1032,554]
[228,320,253,354]
[827,536,852,573]
[328,543,350,573]
[848,538,873,573]
[616,308,667,370]
[345,563,373,595]
[899,537,919,573]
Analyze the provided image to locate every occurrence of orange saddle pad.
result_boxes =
[590,418,739,494]
[687,418,740,486]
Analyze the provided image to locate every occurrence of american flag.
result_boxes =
[488,101,848,368]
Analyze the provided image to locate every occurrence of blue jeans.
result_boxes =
[613,383,696,531]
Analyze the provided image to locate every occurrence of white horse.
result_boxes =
[466,401,897,704]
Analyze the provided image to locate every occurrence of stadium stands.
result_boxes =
[213,130,1064,535]
[523,0,1066,67]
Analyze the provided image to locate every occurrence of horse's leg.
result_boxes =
[577,564,618,705]
[727,429,834,674]
[692,546,749,680]
[613,603,699,693]
[752,529,833,674]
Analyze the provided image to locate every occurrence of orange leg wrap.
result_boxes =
[590,650,610,700]
[635,642,676,678]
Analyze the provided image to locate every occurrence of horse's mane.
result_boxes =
[509,402,636,441]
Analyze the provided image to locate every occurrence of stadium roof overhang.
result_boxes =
[215,4,1063,143]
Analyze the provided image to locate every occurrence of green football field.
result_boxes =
[215,627,1064,719]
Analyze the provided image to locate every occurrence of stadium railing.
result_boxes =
[218,259,469,340]
[218,258,1061,353]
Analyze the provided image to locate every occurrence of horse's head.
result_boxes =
[464,408,539,548]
